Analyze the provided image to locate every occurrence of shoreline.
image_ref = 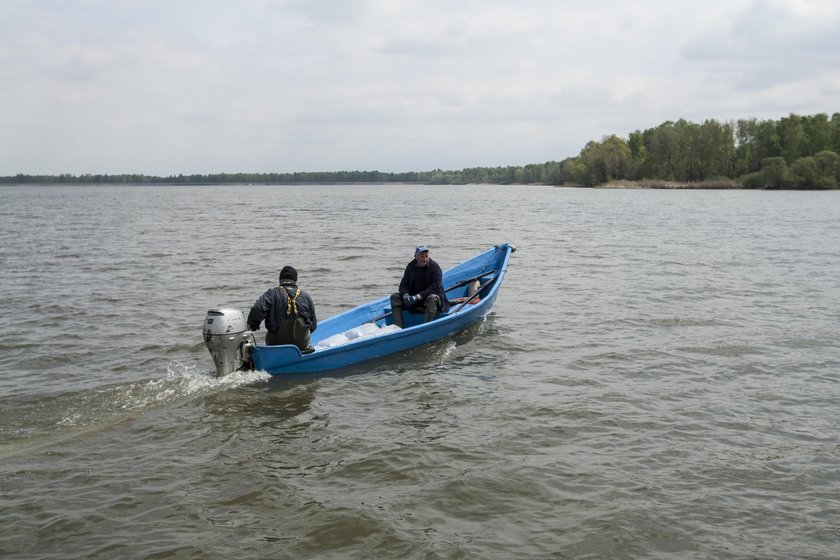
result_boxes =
[3,179,834,190]
[596,179,743,189]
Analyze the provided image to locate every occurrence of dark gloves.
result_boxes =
[402,294,421,307]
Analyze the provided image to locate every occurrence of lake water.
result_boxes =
[1,184,839,559]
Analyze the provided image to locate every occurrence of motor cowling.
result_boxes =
[203,308,253,376]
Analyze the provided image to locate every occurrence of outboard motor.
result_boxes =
[202,308,254,376]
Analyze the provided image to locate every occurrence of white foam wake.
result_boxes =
[55,362,271,427]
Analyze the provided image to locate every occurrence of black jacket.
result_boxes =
[398,258,450,313]
[247,281,317,333]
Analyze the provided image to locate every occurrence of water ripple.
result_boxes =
[1,185,839,559]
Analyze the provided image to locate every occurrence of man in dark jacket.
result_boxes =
[390,245,450,328]
[248,266,317,352]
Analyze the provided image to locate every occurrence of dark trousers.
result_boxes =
[265,317,312,351]
[389,293,441,328]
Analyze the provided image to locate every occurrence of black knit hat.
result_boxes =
[279,266,298,282]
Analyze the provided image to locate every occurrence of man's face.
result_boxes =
[415,251,430,267]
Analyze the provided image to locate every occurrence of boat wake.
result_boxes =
[59,362,271,425]
[435,339,458,364]
[1,362,271,458]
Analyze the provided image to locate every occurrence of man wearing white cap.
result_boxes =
[390,245,450,328]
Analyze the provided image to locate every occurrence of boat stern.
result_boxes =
[202,308,254,375]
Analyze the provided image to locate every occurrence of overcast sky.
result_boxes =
[1,0,838,176]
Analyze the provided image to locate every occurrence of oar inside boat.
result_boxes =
[369,269,498,323]
[450,274,498,313]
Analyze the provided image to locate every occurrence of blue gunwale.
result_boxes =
[251,243,514,375]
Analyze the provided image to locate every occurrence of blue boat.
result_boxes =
[203,243,515,376]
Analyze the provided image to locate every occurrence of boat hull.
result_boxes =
[251,243,514,375]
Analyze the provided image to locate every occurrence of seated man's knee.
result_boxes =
[425,294,441,312]
[390,292,403,308]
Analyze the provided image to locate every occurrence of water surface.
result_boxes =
[1,184,839,559]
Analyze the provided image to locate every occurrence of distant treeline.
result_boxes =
[0,167,562,187]
[569,112,840,189]
[0,170,425,185]
[3,112,839,189]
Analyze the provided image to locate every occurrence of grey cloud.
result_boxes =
[2,0,839,175]
[681,1,840,90]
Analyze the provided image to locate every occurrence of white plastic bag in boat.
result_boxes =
[315,322,401,350]
[315,333,350,349]
[345,322,380,340]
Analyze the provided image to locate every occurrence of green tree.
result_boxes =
[577,135,631,185]
[802,113,832,154]
[735,118,782,176]
[760,157,793,189]
[649,122,680,180]
[696,119,735,179]
[778,114,809,163]
[791,157,820,188]
[810,151,839,188]
[831,113,840,152]
[626,130,647,180]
